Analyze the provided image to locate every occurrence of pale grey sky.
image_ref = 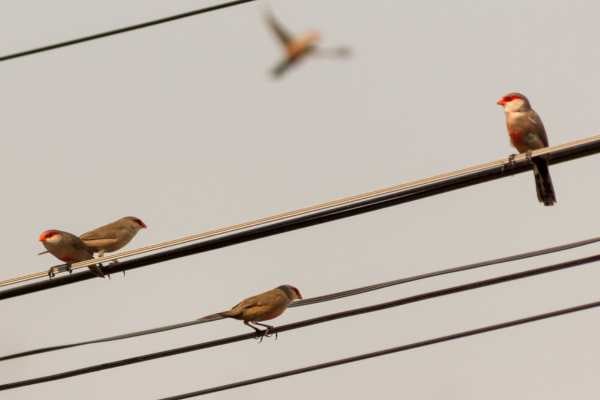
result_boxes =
[1,0,599,399]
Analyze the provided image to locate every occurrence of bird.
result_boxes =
[497,92,556,206]
[79,216,147,258]
[39,230,105,278]
[265,9,350,78]
[198,285,303,341]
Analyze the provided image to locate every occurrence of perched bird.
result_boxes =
[39,230,104,278]
[265,10,350,78]
[497,92,556,206]
[79,216,147,257]
[198,285,303,340]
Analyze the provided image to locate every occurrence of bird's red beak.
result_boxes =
[39,230,55,242]
[496,98,505,106]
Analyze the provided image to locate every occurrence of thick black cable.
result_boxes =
[0,0,257,63]
[290,235,600,306]
[1,136,599,300]
[1,253,598,391]
[2,235,598,362]
[159,299,600,399]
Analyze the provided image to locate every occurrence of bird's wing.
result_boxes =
[79,227,119,241]
[528,111,549,147]
[223,295,261,318]
[228,289,284,313]
[80,238,120,251]
[264,11,293,47]
[73,239,92,254]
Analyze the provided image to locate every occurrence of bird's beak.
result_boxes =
[496,98,505,106]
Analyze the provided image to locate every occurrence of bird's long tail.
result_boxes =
[532,157,556,206]
[196,312,227,323]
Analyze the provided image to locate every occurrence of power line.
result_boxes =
[2,234,598,362]
[0,135,599,300]
[159,298,600,399]
[1,253,597,391]
[0,0,258,63]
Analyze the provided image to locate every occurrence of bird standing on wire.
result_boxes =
[497,92,557,206]
[39,230,105,278]
[80,216,147,258]
[265,9,350,78]
[198,285,302,341]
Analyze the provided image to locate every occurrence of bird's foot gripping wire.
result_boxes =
[47,263,72,278]
[254,322,277,341]
[245,321,267,343]
[525,150,533,164]
[502,153,518,174]
[252,328,268,343]
[264,327,278,340]
[107,260,125,277]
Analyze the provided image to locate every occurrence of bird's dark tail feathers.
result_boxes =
[532,157,556,206]
[196,312,227,323]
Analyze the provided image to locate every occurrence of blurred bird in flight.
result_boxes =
[265,9,350,78]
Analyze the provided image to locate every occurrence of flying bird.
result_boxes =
[497,92,556,206]
[265,10,350,78]
[198,285,303,341]
[39,230,105,278]
[79,216,147,258]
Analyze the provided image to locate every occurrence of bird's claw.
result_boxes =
[106,260,126,277]
[525,150,533,164]
[264,327,278,340]
[47,264,72,279]
[255,330,267,343]
[502,153,517,175]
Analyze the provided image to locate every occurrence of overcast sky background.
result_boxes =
[1,0,599,399]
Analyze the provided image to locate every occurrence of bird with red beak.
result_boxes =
[198,285,303,341]
[497,92,556,206]
[39,230,105,278]
[265,9,350,78]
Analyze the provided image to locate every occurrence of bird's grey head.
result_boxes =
[278,285,303,300]
[496,92,532,112]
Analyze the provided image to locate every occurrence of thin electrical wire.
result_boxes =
[0,0,258,63]
[2,234,598,362]
[1,135,599,297]
[1,253,598,391]
[159,298,600,399]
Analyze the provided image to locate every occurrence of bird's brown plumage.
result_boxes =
[497,92,556,206]
[80,216,146,254]
[39,229,104,277]
[198,285,302,336]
